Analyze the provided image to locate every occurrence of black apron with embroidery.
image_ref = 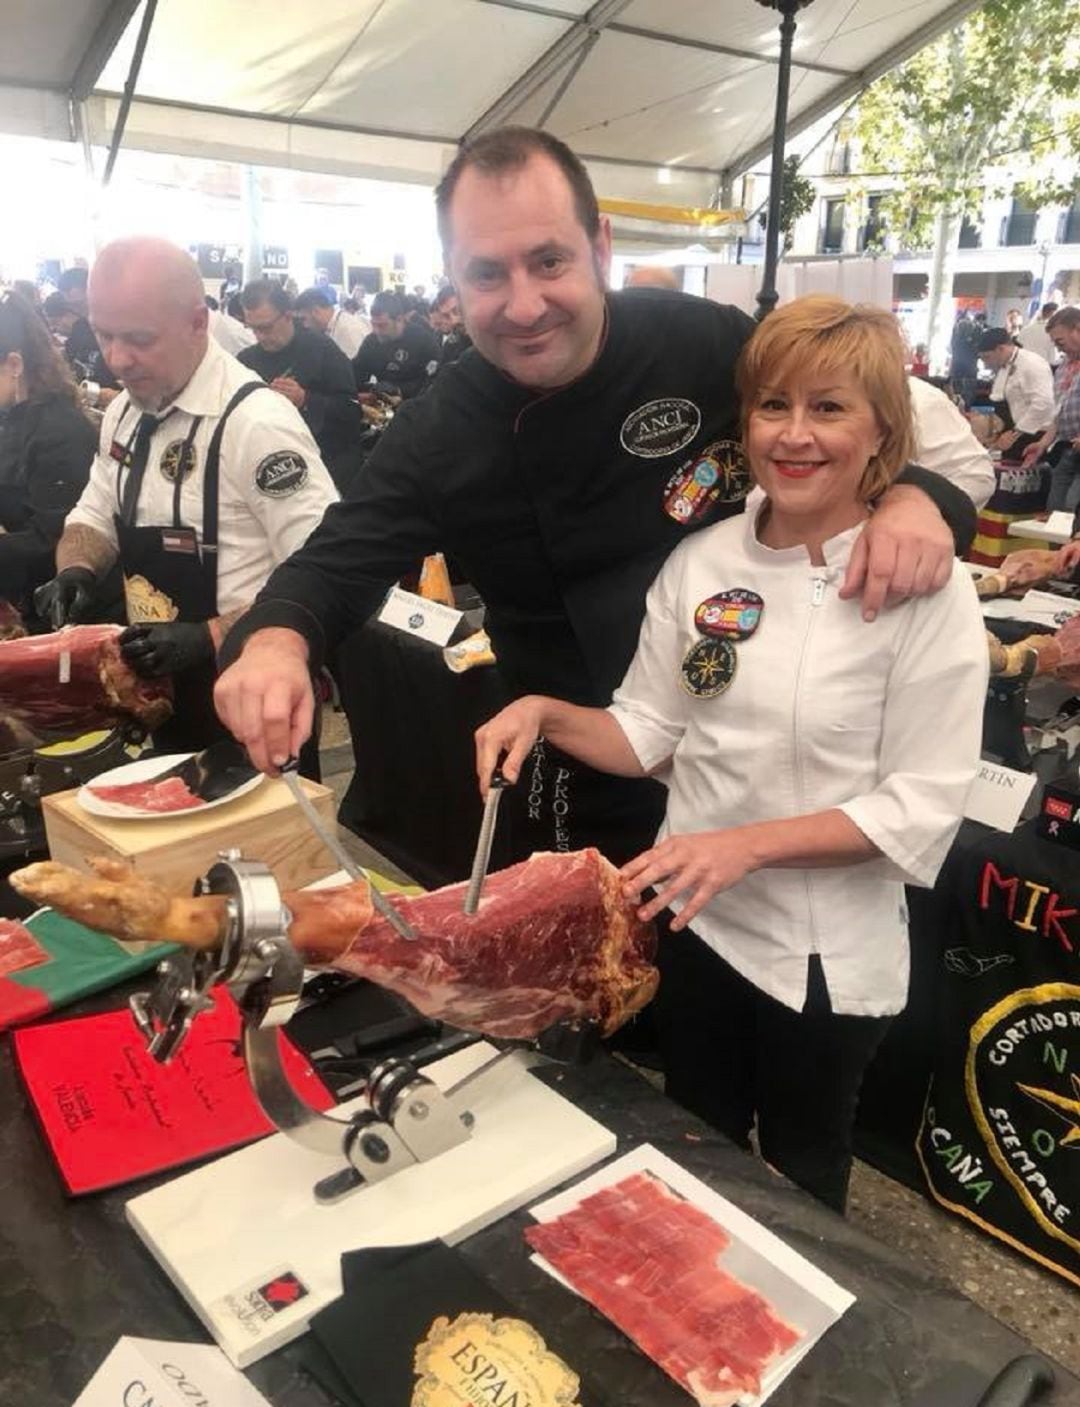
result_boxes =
[113,383,266,752]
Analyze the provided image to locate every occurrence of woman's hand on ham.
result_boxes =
[213,628,313,775]
[840,484,953,621]
[475,697,545,796]
[621,830,758,929]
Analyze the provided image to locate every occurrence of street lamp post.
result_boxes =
[755,0,814,321]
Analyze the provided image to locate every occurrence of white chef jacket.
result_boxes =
[908,376,994,509]
[988,347,1056,435]
[1016,319,1060,366]
[327,308,370,361]
[67,337,339,615]
[208,308,255,356]
[608,506,988,1017]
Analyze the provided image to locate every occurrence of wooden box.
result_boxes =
[42,776,341,896]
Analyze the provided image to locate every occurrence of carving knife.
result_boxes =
[464,766,509,915]
[279,758,418,942]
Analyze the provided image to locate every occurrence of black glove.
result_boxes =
[119,621,214,678]
[33,567,97,631]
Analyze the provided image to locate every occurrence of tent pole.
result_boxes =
[102,0,158,186]
[755,0,811,321]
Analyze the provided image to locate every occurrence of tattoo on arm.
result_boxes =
[56,524,118,576]
[208,606,250,653]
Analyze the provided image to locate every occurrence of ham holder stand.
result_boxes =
[123,851,616,1367]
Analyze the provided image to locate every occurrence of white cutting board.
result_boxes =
[126,1043,615,1367]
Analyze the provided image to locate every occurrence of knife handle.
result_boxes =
[974,1355,1055,1407]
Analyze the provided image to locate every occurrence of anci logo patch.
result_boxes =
[620,398,701,459]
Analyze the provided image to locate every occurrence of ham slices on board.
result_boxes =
[526,1170,803,1406]
[88,776,206,813]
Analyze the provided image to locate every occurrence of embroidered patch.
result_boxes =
[620,398,701,459]
[694,589,764,641]
[158,438,198,483]
[254,450,309,497]
[680,637,736,698]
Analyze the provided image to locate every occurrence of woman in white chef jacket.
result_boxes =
[476,295,988,1211]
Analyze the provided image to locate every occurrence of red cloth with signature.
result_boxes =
[12,988,333,1194]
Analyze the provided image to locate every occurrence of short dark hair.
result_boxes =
[435,125,600,251]
[977,327,1012,352]
[1041,302,1059,318]
[57,267,88,296]
[432,285,457,310]
[42,292,73,318]
[240,278,291,315]
[1046,306,1080,334]
[371,290,404,319]
[294,288,334,313]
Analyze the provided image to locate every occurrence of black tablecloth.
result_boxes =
[1,990,1077,1407]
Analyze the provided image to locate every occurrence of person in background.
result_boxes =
[949,310,982,409]
[36,240,338,763]
[625,266,680,291]
[351,290,440,401]
[977,326,1055,459]
[475,295,988,1210]
[430,285,472,368]
[1021,306,1080,511]
[0,290,97,625]
[1017,302,1061,365]
[55,268,120,403]
[294,287,370,360]
[12,280,41,312]
[205,295,255,357]
[313,269,338,306]
[1005,308,1025,340]
[238,279,363,493]
[908,375,994,509]
[909,342,930,377]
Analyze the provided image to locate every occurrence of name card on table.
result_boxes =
[73,1336,271,1407]
[378,586,463,646]
[964,761,1038,832]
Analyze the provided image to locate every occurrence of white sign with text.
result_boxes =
[73,1336,270,1407]
[964,761,1038,832]
[377,586,463,646]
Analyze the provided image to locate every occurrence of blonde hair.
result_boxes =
[737,295,913,502]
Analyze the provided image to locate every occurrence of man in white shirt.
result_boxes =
[294,288,370,360]
[1017,302,1061,365]
[908,376,994,509]
[977,327,1056,457]
[35,238,338,760]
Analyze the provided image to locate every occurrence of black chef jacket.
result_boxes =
[62,317,118,390]
[225,289,975,862]
[238,326,363,491]
[0,392,96,616]
[438,327,473,371]
[352,322,440,401]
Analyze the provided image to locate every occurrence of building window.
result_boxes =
[859,193,887,251]
[958,214,982,249]
[821,198,845,254]
[1001,195,1038,247]
[1059,196,1080,245]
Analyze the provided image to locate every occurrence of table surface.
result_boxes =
[1,999,1077,1407]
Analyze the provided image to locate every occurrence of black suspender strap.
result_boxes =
[200,381,271,557]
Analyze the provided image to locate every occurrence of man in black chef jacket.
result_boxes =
[35,239,338,761]
[215,126,977,866]
[237,279,364,494]
[351,291,441,402]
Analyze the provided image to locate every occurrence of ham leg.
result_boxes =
[10,849,658,1039]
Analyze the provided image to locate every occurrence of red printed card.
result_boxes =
[12,987,334,1195]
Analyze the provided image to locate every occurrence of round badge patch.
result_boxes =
[620,398,701,459]
[663,440,751,524]
[694,589,764,641]
[158,439,198,483]
[680,637,736,698]
[254,450,309,497]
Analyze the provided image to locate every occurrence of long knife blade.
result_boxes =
[280,761,418,942]
[463,767,508,915]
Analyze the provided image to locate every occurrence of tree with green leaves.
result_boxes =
[851,0,1080,372]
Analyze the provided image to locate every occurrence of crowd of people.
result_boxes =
[2,123,1080,1212]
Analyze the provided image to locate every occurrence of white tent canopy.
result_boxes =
[2,0,984,205]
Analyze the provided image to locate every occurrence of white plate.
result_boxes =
[77,753,264,820]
